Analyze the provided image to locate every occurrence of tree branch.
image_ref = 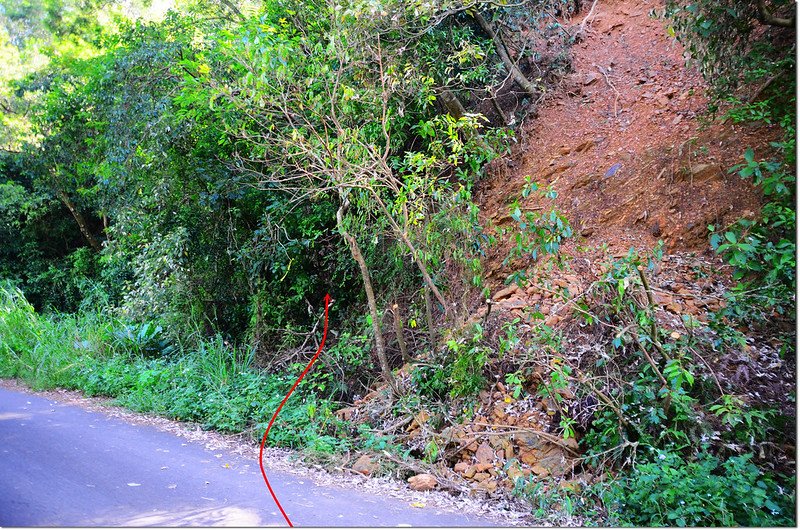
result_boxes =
[473,11,539,99]
[56,189,102,252]
[757,0,795,27]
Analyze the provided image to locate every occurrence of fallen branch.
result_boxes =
[687,346,725,397]
[748,72,784,103]
[473,11,539,99]
[595,64,620,118]
[573,439,638,464]
[469,423,582,457]
[757,0,794,27]
[371,414,414,436]
[576,0,600,39]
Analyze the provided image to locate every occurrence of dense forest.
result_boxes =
[0,0,796,525]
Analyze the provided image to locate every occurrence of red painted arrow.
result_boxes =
[259,293,331,527]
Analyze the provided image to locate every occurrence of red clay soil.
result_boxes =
[475,0,780,287]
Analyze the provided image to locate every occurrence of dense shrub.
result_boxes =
[605,450,795,527]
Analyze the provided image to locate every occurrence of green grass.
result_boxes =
[0,282,348,452]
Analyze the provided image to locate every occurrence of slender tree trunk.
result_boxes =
[216,0,244,21]
[473,11,539,99]
[392,302,410,364]
[423,284,436,348]
[56,189,102,252]
[369,192,449,316]
[252,292,263,354]
[437,88,492,151]
[439,88,467,119]
[337,203,395,391]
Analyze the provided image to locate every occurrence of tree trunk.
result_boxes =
[216,0,244,21]
[56,189,102,252]
[439,88,467,119]
[437,88,492,148]
[423,284,436,348]
[473,11,539,99]
[392,302,410,364]
[337,203,395,391]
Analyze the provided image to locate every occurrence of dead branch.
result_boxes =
[379,450,466,493]
[595,64,620,118]
[687,346,725,397]
[371,414,414,435]
[748,71,786,103]
[637,266,671,362]
[576,0,600,39]
[469,422,582,457]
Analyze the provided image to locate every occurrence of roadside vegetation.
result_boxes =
[0,0,795,526]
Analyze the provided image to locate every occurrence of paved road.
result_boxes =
[0,387,500,527]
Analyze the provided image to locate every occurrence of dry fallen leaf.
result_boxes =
[410,502,426,508]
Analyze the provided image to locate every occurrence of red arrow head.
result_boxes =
[324,293,332,306]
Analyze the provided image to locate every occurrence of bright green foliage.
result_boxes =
[503,178,573,286]
[605,450,795,527]
[3,0,549,367]
[663,0,795,105]
[1,0,794,524]
[446,324,489,399]
[1,0,575,459]
[504,370,524,399]
[709,141,796,324]
[410,323,490,400]
[410,361,451,400]
[532,243,797,526]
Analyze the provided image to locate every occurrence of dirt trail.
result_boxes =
[477,0,775,283]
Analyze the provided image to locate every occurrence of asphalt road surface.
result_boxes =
[0,387,502,527]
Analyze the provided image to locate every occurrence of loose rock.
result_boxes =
[475,442,495,464]
[353,454,376,476]
[408,473,438,491]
